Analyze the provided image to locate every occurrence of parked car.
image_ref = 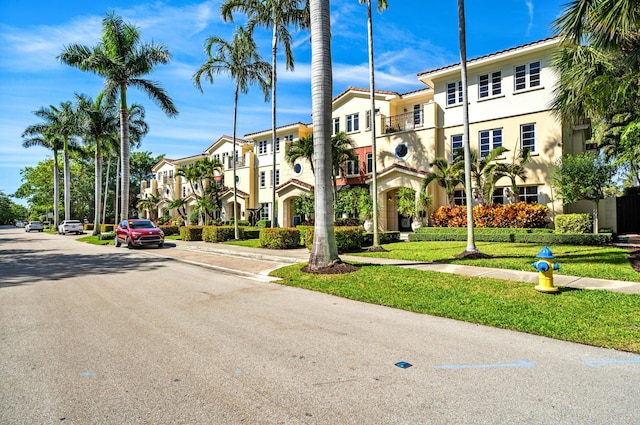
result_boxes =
[114,219,164,248]
[58,220,84,235]
[25,221,44,232]
[15,221,25,228]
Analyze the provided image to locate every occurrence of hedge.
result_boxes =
[362,231,401,246]
[159,225,180,236]
[555,214,592,234]
[100,224,115,232]
[335,217,362,226]
[202,225,242,243]
[98,232,115,240]
[244,229,260,239]
[259,228,301,249]
[409,228,612,245]
[180,226,203,241]
[257,219,271,228]
[304,226,363,253]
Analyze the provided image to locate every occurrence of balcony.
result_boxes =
[383,110,423,134]
[226,157,246,169]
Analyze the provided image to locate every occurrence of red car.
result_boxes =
[114,219,164,248]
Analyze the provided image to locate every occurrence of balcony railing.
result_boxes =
[226,157,246,169]
[383,110,423,134]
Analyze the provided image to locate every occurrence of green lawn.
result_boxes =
[352,241,639,282]
[271,263,640,353]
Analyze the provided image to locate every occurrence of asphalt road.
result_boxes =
[1,226,639,424]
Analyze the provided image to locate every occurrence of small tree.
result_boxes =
[551,152,617,233]
[293,192,314,223]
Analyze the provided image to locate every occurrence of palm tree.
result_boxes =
[59,12,178,222]
[193,26,271,239]
[222,0,309,228]
[456,146,508,205]
[330,132,357,200]
[359,0,388,247]
[137,193,160,220]
[422,158,463,208]
[308,0,339,270]
[457,0,479,255]
[285,134,315,175]
[23,102,78,222]
[21,122,64,228]
[168,198,188,222]
[75,93,120,235]
[495,148,531,203]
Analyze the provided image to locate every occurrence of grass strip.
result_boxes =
[271,263,640,353]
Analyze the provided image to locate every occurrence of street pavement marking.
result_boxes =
[434,360,535,370]
[584,356,640,368]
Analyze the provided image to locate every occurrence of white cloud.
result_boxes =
[526,1,535,35]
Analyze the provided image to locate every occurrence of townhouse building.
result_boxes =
[142,37,602,231]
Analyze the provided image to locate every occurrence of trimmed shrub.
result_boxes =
[202,225,241,243]
[335,217,362,227]
[180,225,203,241]
[260,228,301,249]
[100,224,115,232]
[243,229,260,239]
[430,202,549,228]
[409,227,611,245]
[256,219,271,228]
[305,226,363,253]
[98,232,115,240]
[159,225,180,236]
[297,225,314,245]
[362,231,401,246]
[555,214,592,234]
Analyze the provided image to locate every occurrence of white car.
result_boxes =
[15,221,25,228]
[25,221,44,232]
[58,220,84,235]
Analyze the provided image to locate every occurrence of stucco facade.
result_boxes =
[142,37,596,230]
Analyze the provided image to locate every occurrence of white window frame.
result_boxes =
[446,81,463,106]
[365,110,372,130]
[260,203,270,220]
[478,71,502,98]
[346,113,360,133]
[273,138,280,153]
[258,140,268,155]
[260,171,266,188]
[451,134,463,161]
[345,155,360,176]
[514,61,541,91]
[453,189,466,206]
[333,117,340,135]
[366,152,373,173]
[519,186,539,204]
[521,123,536,153]
[479,128,503,158]
[269,169,280,187]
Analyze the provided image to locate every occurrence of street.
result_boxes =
[1,227,639,424]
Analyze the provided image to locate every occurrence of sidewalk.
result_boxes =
[150,238,640,294]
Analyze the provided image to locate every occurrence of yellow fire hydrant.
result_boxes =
[532,246,561,293]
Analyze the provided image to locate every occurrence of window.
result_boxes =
[260,203,270,220]
[515,61,541,91]
[447,81,462,106]
[366,110,372,130]
[333,117,340,135]
[293,163,303,175]
[519,186,539,203]
[413,104,422,125]
[346,155,360,176]
[366,152,373,173]
[395,143,409,159]
[479,129,503,158]
[346,113,359,133]
[182,187,186,197]
[270,169,280,187]
[453,189,467,205]
[521,123,536,153]
[258,140,268,155]
[274,138,280,153]
[260,171,266,188]
[492,188,505,205]
[479,71,502,98]
[451,134,463,160]
[213,154,220,163]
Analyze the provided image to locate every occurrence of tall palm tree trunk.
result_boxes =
[366,0,380,247]
[271,24,278,228]
[458,0,477,253]
[93,148,103,236]
[119,88,130,221]
[233,84,240,240]
[53,149,60,228]
[102,158,111,224]
[308,0,339,270]
[63,139,71,221]
[114,155,120,225]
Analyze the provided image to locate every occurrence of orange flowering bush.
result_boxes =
[430,202,549,228]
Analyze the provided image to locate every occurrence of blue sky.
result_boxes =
[0,0,567,205]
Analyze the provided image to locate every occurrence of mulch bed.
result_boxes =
[628,249,640,274]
